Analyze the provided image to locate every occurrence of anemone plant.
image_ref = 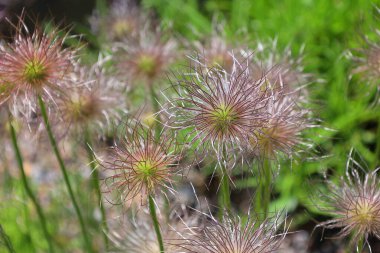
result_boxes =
[317,152,380,252]
[177,212,287,253]
[165,54,272,213]
[0,18,94,253]
[101,120,181,252]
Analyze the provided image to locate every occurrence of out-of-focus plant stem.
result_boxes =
[149,84,162,138]
[84,128,109,249]
[148,195,164,253]
[0,224,16,253]
[38,95,94,253]
[9,118,55,253]
[96,0,108,17]
[356,237,364,253]
[374,118,380,168]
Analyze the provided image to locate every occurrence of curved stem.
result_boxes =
[148,195,164,253]
[9,119,55,253]
[38,95,94,253]
[84,128,109,249]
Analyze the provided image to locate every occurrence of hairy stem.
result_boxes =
[84,128,109,249]
[38,95,94,253]
[9,119,55,253]
[148,195,164,253]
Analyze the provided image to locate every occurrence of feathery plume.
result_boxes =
[0,19,77,118]
[165,54,271,159]
[101,120,181,207]
[317,154,380,249]
[178,212,287,253]
[56,58,128,136]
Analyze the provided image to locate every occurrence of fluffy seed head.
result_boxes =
[351,34,380,88]
[178,213,286,253]
[102,121,180,206]
[251,40,311,95]
[250,94,311,159]
[317,155,380,248]
[90,0,143,41]
[108,211,198,253]
[0,21,76,117]
[195,35,235,71]
[115,28,177,83]
[165,55,271,157]
[56,60,127,136]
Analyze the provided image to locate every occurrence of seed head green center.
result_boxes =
[354,200,375,225]
[211,104,237,132]
[136,159,157,177]
[137,54,156,76]
[112,19,132,39]
[24,59,47,85]
[68,95,99,122]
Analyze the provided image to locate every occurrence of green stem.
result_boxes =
[148,195,164,253]
[149,84,162,139]
[0,225,16,253]
[255,159,271,220]
[84,128,109,249]
[37,96,94,253]
[95,0,108,17]
[219,146,231,214]
[9,119,55,253]
[22,189,36,253]
[357,237,365,253]
[374,117,380,168]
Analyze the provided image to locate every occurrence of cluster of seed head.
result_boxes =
[165,50,312,163]
[0,18,128,140]
[0,9,318,253]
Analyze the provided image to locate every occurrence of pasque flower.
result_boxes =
[351,33,380,88]
[90,0,144,41]
[251,40,311,94]
[108,211,198,253]
[56,59,127,135]
[250,93,311,159]
[115,27,177,83]
[102,121,180,206]
[166,55,271,158]
[178,213,286,253]
[317,155,380,248]
[0,21,76,117]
